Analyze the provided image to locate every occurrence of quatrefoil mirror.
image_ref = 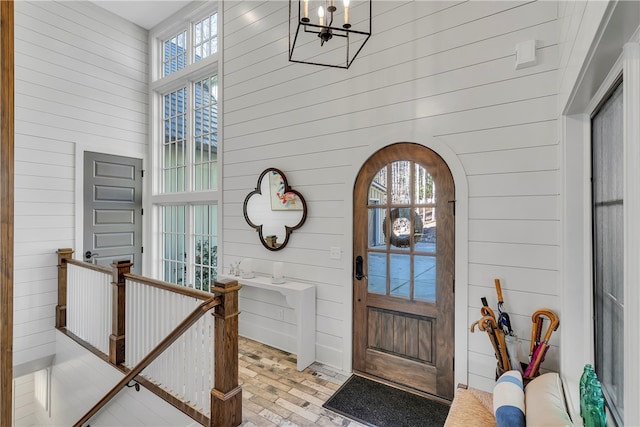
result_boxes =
[243,168,307,251]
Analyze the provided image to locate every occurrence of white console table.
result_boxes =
[220,274,316,371]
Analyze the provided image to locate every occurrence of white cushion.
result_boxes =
[525,372,574,426]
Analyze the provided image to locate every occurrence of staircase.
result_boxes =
[50,248,242,427]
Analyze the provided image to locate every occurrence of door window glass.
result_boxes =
[414,255,436,301]
[390,254,410,298]
[367,161,437,302]
[367,252,386,295]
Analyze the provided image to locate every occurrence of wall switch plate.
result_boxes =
[515,39,537,69]
[330,247,342,259]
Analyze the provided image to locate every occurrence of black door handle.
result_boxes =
[85,251,99,259]
[355,255,366,280]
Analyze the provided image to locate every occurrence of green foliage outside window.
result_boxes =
[195,240,217,292]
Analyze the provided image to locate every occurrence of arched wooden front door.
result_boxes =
[353,143,455,399]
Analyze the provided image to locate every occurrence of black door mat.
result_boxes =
[323,375,451,427]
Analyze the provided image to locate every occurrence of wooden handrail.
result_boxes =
[66,258,113,274]
[73,296,221,427]
[60,260,216,305]
[125,272,215,301]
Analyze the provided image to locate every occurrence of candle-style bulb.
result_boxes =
[302,0,309,22]
[318,6,325,26]
[343,0,351,28]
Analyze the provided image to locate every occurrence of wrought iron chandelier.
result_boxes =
[289,0,372,69]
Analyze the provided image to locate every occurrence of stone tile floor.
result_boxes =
[238,337,366,427]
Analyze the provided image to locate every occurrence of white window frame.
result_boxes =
[146,2,222,285]
[561,16,640,426]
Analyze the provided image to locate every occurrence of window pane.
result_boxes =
[368,252,386,294]
[162,205,186,285]
[390,254,410,298]
[415,164,435,203]
[414,255,436,301]
[194,12,218,61]
[163,88,187,193]
[368,207,385,248]
[195,21,202,45]
[387,208,414,251]
[390,161,411,204]
[163,30,187,77]
[592,81,624,421]
[369,167,387,205]
[193,205,217,292]
[193,75,218,191]
[416,206,436,253]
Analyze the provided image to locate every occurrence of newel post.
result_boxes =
[210,278,242,427]
[56,248,73,329]
[109,260,132,365]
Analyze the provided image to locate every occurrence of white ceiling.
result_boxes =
[91,1,192,30]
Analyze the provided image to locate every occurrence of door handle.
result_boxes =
[85,251,99,260]
[355,255,367,280]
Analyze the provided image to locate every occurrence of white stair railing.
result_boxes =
[125,276,215,415]
[56,248,242,427]
[66,262,112,355]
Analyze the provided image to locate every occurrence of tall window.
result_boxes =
[161,77,218,193]
[194,75,218,191]
[163,87,187,192]
[591,78,623,423]
[152,6,219,290]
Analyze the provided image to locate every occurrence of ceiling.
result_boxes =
[91,1,192,30]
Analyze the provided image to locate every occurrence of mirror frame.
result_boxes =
[243,168,307,251]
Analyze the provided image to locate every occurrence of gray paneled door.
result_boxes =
[84,152,142,274]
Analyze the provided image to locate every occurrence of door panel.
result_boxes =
[367,308,433,362]
[353,143,455,399]
[84,152,142,274]
[365,348,436,393]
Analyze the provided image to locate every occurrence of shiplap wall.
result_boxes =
[223,0,560,390]
[14,1,148,368]
[557,0,610,113]
[13,373,36,426]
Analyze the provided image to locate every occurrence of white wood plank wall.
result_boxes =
[557,0,610,112]
[13,373,37,426]
[222,0,560,390]
[13,1,148,369]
